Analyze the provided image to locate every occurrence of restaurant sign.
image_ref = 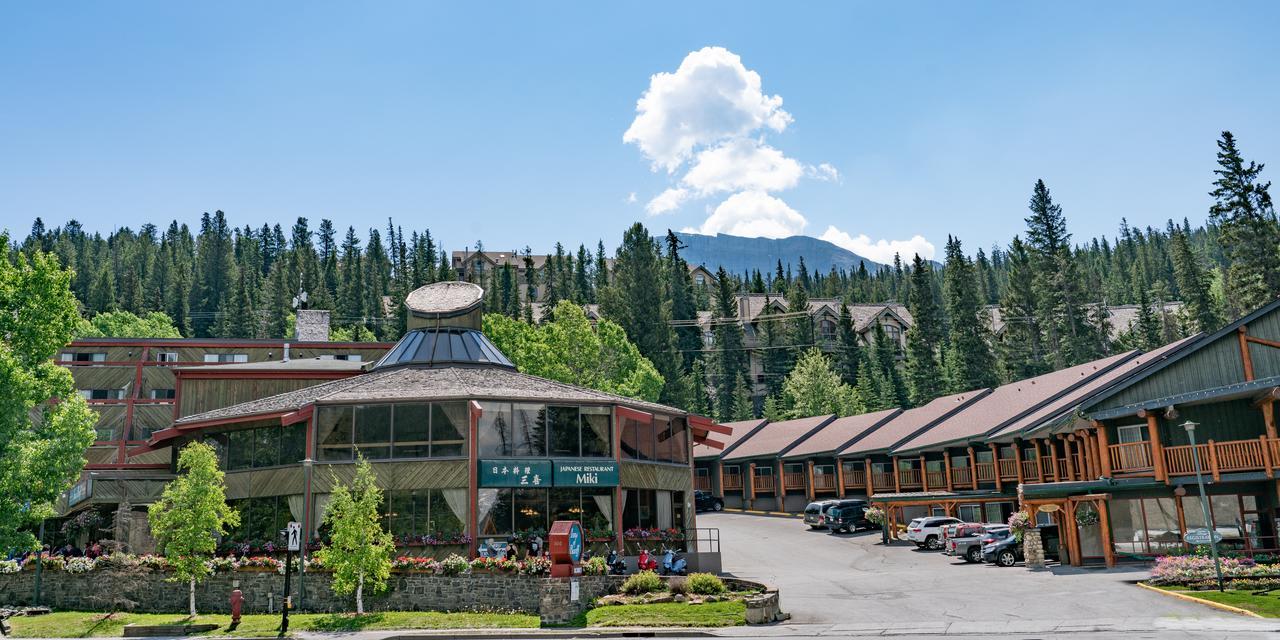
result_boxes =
[479,460,552,487]
[552,460,619,487]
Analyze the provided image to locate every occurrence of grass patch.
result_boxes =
[585,601,746,627]
[7,610,539,638]
[1159,586,1280,617]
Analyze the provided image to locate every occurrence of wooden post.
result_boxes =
[716,462,725,498]
[865,459,874,497]
[893,456,901,493]
[1207,440,1220,482]
[989,443,1003,492]
[1146,413,1167,483]
[943,451,954,491]
[1262,435,1275,479]
[1048,439,1060,482]
[967,446,977,489]
[1263,401,1278,440]
[1240,327,1256,381]
[1097,498,1115,568]
[1062,436,1076,481]
[1095,421,1112,477]
[747,463,756,509]
[1174,493,1187,551]
[1013,441,1025,485]
[920,455,929,492]
[775,459,785,508]
[836,459,847,498]
[1080,431,1097,479]
[1033,439,1045,482]
[805,460,815,501]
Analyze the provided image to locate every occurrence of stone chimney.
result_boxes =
[295,309,331,342]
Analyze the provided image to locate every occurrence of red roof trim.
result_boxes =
[688,414,732,436]
[617,406,654,423]
[281,405,315,426]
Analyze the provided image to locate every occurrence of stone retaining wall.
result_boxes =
[0,569,621,623]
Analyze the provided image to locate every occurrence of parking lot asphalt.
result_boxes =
[705,511,1216,625]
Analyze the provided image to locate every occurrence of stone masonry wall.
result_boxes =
[0,568,622,621]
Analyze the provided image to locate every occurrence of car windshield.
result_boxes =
[805,503,823,514]
[908,519,924,527]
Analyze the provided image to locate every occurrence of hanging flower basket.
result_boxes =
[1075,506,1100,527]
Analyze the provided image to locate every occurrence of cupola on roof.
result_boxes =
[405,281,485,330]
[374,281,513,370]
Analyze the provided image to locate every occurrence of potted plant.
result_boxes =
[864,506,888,545]
[1008,511,1032,542]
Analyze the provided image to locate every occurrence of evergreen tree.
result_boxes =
[1208,130,1279,316]
[1024,180,1100,368]
[784,282,814,371]
[904,254,944,405]
[336,227,366,331]
[870,323,908,406]
[1169,229,1220,333]
[223,269,257,338]
[665,231,701,374]
[707,267,746,421]
[996,237,1048,381]
[758,300,790,399]
[833,303,862,387]
[941,236,998,392]
[599,223,681,404]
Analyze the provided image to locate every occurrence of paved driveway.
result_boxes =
[706,511,1215,625]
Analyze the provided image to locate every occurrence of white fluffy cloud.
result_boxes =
[645,188,689,215]
[819,226,937,264]
[623,47,792,173]
[686,191,807,239]
[681,138,803,196]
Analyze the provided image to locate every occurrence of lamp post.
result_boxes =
[1182,421,1225,592]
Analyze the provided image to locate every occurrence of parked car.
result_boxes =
[907,516,963,549]
[825,500,871,533]
[939,522,969,554]
[949,524,1008,563]
[803,500,841,529]
[693,490,723,512]
[981,525,1062,567]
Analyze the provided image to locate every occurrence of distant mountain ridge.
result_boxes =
[671,231,886,277]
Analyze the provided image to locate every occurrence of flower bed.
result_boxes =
[1149,554,1280,588]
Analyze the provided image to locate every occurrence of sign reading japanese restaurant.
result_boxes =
[479,460,552,487]
[552,460,619,487]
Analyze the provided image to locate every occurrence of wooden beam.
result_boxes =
[1245,334,1280,350]
[836,459,846,498]
[1264,401,1279,440]
[989,443,1003,492]
[805,460,815,501]
[1207,440,1220,482]
[1095,421,1112,477]
[747,462,756,508]
[1048,438,1060,482]
[967,446,977,489]
[865,458,874,497]
[943,451,954,491]
[920,455,929,492]
[1147,413,1167,483]
[1240,326,1256,382]
[1013,441,1025,485]
[893,456,902,493]
[1261,434,1274,479]
[1096,497,1115,568]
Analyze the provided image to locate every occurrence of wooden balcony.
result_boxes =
[752,475,774,493]
[997,458,1018,480]
[843,467,866,489]
[1040,458,1055,478]
[898,468,922,488]
[975,462,996,482]
[694,476,711,491]
[722,475,743,491]
[783,472,806,491]
[813,474,837,492]
[871,471,896,491]
[1108,442,1153,473]
[1021,459,1040,480]
[926,470,946,488]
[951,466,973,486]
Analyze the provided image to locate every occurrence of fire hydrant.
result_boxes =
[230,589,244,626]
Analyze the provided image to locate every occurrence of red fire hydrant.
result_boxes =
[230,589,244,626]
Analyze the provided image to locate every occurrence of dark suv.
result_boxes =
[825,500,871,533]
[694,490,723,512]
[982,525,1062,566]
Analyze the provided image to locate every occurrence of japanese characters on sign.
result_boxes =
[478,459,553,487]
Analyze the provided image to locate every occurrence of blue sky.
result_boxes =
[2,2,1277,263]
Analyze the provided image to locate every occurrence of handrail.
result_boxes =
[1109,442,1153,473]
[694,476,711,491]
[950,467,973,486]
[843,468,866,488]
[975,462,996,482]
[898,468,922,487]
[812,474,836,490]
[752,475,774,492]
[1164,443,1210,476]
[1020,459,1039,479]
[871,471,896,490]
[783,472,806,489]
[926,470,946,488]
[997,458,1018,479]
[722,475,743,490]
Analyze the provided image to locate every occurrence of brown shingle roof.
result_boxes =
[782,408,901,459]
[892,352,1135,454]
[722,414,836,461]
[693,418,768,459]
[839,391,988,456]
[177,366,684,426]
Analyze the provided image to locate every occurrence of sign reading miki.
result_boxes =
[479,459,618,488]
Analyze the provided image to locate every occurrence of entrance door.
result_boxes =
[1076,502,1105,561]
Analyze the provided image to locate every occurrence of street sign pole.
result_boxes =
[280,522,301,638]
[1183,421,1224,592]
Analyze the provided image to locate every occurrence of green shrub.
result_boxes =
[583,556,607,576]
[685,572,726,595]
[621,570,665,595]
[669,578,688,595]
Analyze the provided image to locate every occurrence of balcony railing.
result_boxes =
[975,462,996,482]
[694,476,711,491]
[1057,458,1070,479]
[871,472,896,491]
[722,475,743,491]
[783,472,806,490]
[1040,458,1055,478]
[898,468,922,487]
[950,466,973,486]
[813,474,837,491]
[1021,459,1040,480]
[843,468,866,489]
[926,470,946,488]
[997,458,1018,480]
[1109,442,1154,473]
[752,475,774,493]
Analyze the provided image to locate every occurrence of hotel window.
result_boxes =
[354,404,392,460]
[149,389,176,400]
[548,406,581,457]
[695,275,706,286]
[204,353,248,363]
[1116,424,1147,444]
[391,403,431,458]
[62,352,106,363]
[581,406,612,458]
[755,465,774,477]
[318,406,355,461]
[957,504,982,523]
[818,319,837,341]
[155,352,179,363]
[79,389,124,400]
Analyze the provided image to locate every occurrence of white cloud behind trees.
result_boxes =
[624,46,932,261]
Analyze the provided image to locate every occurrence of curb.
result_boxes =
[724,509,802,519]
[382,630,716,639]
[1136,581,1263,618]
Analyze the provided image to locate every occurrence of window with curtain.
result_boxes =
[548,406,581,457]
[431,402,467,456]
[653,416,672,462]
[354,404,392,460]
[512,404,546,456]
[318,406,354,461]
[392,403,431,458]
[280,425,306,464]
[478,401,514,457]
[479,488,514,537]
[636,417,656,461]
[669,417,689,463]
[581,407,612,458]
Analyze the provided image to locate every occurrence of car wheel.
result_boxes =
[966,547,981,563]
[713,501,723,512]
[925,535,941,550]
[997,550,1017,567]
